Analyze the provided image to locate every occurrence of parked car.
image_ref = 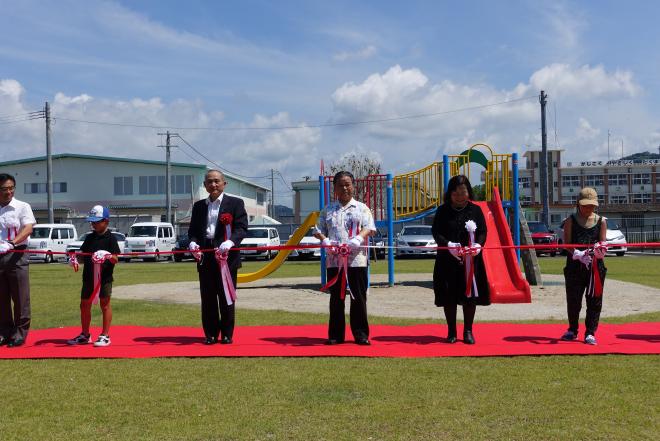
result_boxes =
[395,225,436,258]
[173,232,193,262]
[369,229,387,259]
[288,228,321,260]
[124,222,175,262]
[605,220,627,256]
[239,226,281,260]
[527,221,559,257]
[65,230,126,259]
[27,224,78,263]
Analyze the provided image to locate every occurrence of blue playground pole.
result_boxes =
[443,155,450,190]
[319,175,326,285]
[512,153,521,261]
[386,174,394,287]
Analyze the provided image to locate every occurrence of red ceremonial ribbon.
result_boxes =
[320,244,351,300]
[588,243,606,297]
[215,249,237,306]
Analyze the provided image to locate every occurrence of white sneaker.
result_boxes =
[67,333,91,345]
[93,334,111,347]
[585,335,597,345]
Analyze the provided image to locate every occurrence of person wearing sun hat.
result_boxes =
[66,205,120,347]
[560,187,608,345]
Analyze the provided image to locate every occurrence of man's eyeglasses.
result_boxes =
[0,186,15,192]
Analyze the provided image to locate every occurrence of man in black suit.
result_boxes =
[188,170,248,345]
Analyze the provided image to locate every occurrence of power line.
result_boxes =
[51,95,538,132]
[175,134,271,180]
[0,110,43,121]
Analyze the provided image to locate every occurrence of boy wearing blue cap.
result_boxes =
[67,205,120,347]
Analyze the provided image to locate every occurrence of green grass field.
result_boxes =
[1,257,658,440]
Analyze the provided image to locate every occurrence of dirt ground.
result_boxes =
[113,273,660,321]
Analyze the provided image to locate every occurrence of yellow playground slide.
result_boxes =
[237,211,320,283]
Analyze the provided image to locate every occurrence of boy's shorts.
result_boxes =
[81,280,113,300]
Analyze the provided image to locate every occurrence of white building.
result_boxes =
[520,149,660,228]
[0,153,269,233]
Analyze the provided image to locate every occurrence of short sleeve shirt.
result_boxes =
[80,230,121,284]
[0,198,36,246]
[318,198,376,268]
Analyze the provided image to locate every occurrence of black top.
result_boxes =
[80,229,121,284]
[431,201,490,306]
[188,194,248,271]
[564,214,606,276]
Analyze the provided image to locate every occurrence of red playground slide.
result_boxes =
[473,190,531,303]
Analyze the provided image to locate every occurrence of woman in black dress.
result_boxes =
[432,175,490,344]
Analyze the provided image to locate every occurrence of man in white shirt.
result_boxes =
[0,173,36,347]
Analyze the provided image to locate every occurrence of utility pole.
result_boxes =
[539,91,549,226]
[45,101,54,223]
[270,168,275,219]
[607,130,611,161]
[157,131,178,224]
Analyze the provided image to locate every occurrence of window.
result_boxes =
[519,177,530,188]
[608,174,627,186]
[24,182,67,193]
[534,182,539,188]
[632,193,651,204]
[622,214,643,228]
[550,214,562,224]
[171,175,193,194]
[520,196,532,205]
[256,190,266,206]
[139,176,165,195]
[609,195,628,204]
[632,173,651,185]
[584,175,604,186]
[114,176,133,195]
[562,196,578,204]
[561,176,580,187]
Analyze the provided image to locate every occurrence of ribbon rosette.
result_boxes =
[320,243,352,300]
[214,247,237,306]
[67,252,79,272]
[219,213,233,242]
[463,220,479,298]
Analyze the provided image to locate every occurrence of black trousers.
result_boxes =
[564,267,604,336]
[0,250,31,341]
[327,266,369,342]
[198,252,236,339]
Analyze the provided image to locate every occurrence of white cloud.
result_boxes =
[333,45,377,62]
[529,64,640,99]
[575,117,600,140]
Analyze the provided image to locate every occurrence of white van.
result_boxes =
[27,224,78,263]
[124,222,175,261]
[239,226,280,260]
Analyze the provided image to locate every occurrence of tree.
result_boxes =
[328,151,382,179]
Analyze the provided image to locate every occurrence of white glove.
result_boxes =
[348,235,364,250]
[467,243,482,256]
[447,241,462,260]
[188,241,202,261]
[92,250,112,264]
[572,249,592,266]
[218,240,234,253]
[0,241,12,254]
[593,241,608,259]
[312,226,322,236]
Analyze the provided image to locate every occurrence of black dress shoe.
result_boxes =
[355,339,371,346]
[0,336,8,346]
[7,338,25,348]
[324,339,342,345]
[220,336,233,344]
[446,334,457,344]
[204,336,217,345]
[463,331,475,345]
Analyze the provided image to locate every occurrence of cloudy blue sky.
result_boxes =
[1,0,659,206]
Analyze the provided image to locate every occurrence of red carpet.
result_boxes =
[1,323,658,359]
